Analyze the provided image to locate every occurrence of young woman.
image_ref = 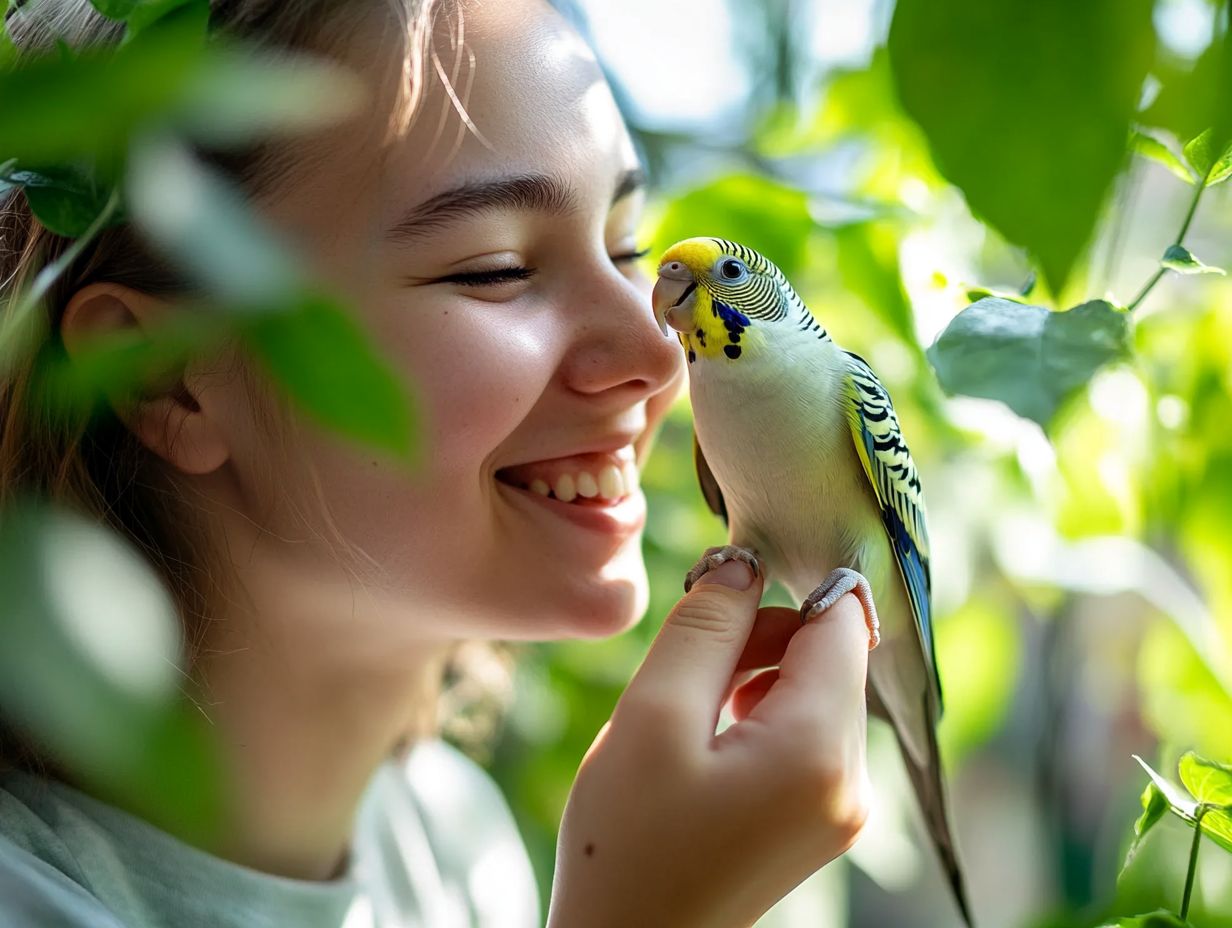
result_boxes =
[0,0,875,925]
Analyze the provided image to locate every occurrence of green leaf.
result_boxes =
[1099,912,1193,927]
[1180,752,1232,853]
[244,294,419,463]
[1131,130,1196,184]
[1182,129,1232,186]
[0,164,120,238]
[1124,782,1170,872]
[926,297,1132,426]
[0,0,16,67]
[127,135,303,307]
[834,221,916,347]
[651,174,815,283]
[0,7,207,164]
[0,498,224,845]
[88,0,142,18]
[172,46,364,147]
[1135,755,1198,817]
[1160,244,1225,276]
[888,0,1156,295]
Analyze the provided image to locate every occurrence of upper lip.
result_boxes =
[496,430,644,471]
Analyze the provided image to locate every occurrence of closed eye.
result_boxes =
[432,266,536,286]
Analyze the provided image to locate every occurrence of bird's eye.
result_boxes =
[719,258,746,280]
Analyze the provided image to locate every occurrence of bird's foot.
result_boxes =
[684,545,761,593]
[800,567,880,650]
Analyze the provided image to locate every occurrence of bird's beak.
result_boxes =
[651,261,698,337]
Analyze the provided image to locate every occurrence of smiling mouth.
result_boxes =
[495,448,640,505]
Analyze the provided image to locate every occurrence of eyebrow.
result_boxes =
[384,167,646,244]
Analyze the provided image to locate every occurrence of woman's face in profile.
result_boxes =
[216,0,684,644]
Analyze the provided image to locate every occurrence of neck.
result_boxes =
[189,523,452,881]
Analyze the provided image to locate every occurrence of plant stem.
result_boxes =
[0,186,122,371]
[1127,162,1213,312]
[1179,804,1208,921]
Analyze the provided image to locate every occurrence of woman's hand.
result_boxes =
[547,554,873,928]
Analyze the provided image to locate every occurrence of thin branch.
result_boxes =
[1127,162,1212,312]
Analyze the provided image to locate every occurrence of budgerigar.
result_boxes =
[651,236,971,926]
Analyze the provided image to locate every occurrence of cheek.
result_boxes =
[400,306,559,470]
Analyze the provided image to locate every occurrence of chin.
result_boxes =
[516,544,650,642]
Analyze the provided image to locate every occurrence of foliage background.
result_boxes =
[487,1,1232,926]
[0,0,1230,927]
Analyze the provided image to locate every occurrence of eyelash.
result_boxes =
[439,247,652,287]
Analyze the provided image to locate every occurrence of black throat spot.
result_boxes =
[724,344,742,360]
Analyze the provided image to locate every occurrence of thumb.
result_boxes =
[620,556,764,736]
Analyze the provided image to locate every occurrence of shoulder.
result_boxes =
[0,836,126,928]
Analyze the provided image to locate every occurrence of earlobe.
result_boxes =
[60,282,231,476]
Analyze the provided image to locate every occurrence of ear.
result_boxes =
[60,282,230,475]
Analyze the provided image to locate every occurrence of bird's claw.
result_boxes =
[684,545,760,593]
[800,567,880,650]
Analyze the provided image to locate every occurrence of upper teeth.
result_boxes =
[527,463,639,502]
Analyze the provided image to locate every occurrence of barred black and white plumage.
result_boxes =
[653,235,972,926]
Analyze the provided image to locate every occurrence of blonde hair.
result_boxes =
[0,0,442,765]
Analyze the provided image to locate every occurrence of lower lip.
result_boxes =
[496,480,647,538]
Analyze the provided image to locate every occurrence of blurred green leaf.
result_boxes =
[1099,912,1192,927]
[127,134,301,306]
[1132,130,1196,184]
[1125,783,1171,872]
[927,297,1131,426]
[833,221,916,347]
[0,163,120,237]
[1161,244,1225,276]
[0,0,15,66]
[0,498,223,844]
[0,5,207,163]
[1142,34,1231,158]
[888,0,1155,295]
[243,293,419,464]
[651,174,814,282]
[88,0,143,18]
[123,0,205,36]
[172,47,364,147]
[1182,129,1232,186]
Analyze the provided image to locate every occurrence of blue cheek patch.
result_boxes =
[713,301,751,343]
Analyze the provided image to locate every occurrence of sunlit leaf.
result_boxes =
[0,163,120,237]
[1161,244,1225,276]
[927,298,1131,426]
[1135,755,1198,818]
[1131,130,1196,184]
[1180,752,1232,854]
[650,174,815,283]
[1182,129,1232,186]
[888,0,1155,295]
[1124,782,1170,872]
[243,294,419,464]
[0,498,223,844]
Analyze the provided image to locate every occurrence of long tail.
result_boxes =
[870,686,974,927]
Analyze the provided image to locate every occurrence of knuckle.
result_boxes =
[670,591,742,644]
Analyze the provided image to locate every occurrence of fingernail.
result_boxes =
[696,559,754,590]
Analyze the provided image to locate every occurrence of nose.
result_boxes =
[560,259,683,400]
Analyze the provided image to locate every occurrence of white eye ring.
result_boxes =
[718,257,747,281]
